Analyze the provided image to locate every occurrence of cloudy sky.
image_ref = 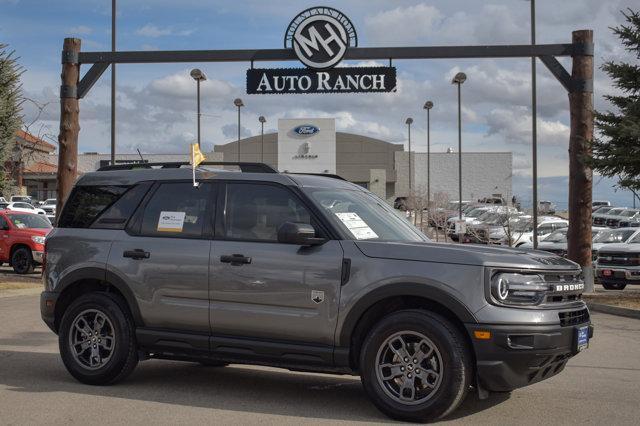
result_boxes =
[1,0,637,206]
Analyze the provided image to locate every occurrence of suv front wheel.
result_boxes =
[359,310,472,422]
[59,292,138,385]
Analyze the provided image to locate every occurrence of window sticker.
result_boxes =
[335,212,378,240]
[157,211,186,232]
[15,222,26,229]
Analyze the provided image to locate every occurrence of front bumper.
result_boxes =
[32,250,44,264]
[596,266,640,283]
[40,291,59,333]
[466,320,593,392]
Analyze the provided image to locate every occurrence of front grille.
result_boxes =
[559,308,590,327]
[593,217,605,225]
[597,252,640,266]
[606,219,620,227]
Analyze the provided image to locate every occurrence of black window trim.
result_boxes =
[214,180,339,243]
[127,180,216,240]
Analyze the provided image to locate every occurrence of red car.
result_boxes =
[0,210,52,274]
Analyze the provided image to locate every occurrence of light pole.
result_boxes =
[405,118,413,194]
[530,0,539,249]
[259,116,266,163]
[190,69,207,147]
[110,0,116,165]
[452,72,467,241]
[234,98,244,161]
[423,101,433,213]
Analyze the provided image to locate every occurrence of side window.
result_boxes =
[58,185,129,228]
[0,215,7,229]
[538,224,553,234]
[140,182,211,238]
[224,183,311,242]
[91,182,152,230]
[553,222,568,231]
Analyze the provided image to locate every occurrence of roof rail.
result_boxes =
[289,172,346,181]
[97,161,278,173]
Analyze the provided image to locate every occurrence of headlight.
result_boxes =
[31,235,46,245]
[491,273,550,306]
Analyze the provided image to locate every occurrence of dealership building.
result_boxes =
[214,118,513,203]
[17,118,512,205]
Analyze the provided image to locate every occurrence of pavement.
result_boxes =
[1,294,639,425]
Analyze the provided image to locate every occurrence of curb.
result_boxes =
[586,302,640,320]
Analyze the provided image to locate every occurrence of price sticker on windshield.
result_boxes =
[335,212,378,240]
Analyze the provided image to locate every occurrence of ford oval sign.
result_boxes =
[293,125,319,136]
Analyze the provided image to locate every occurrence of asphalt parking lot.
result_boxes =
[0,293,638,425]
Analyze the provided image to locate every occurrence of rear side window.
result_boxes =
[140,182,212,238]
[91,182,152,229]
[58,185,129,228]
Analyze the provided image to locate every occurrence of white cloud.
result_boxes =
[135,24,194,38]
[485,107,569,146]
[364,4,444,45]
[67,25,92,35]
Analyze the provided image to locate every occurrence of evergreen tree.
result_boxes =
[592,9,640,191]
[0,44,23,195]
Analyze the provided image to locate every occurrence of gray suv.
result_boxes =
[41,162,592,422]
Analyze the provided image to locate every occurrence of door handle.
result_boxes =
[123,249,150,260]
[220,254,252,266]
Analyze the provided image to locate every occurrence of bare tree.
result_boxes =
[429,191,450,242]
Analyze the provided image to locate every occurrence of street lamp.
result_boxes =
[451,72,466,241]
[423,101,434,214]
[234,98,244,161]
[405,118,413,193]
[258,116,266,163]
[190,69,207,147]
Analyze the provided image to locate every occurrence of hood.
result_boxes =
[354,241,579,270]
[12,227,51,237]
[597,243,640,254]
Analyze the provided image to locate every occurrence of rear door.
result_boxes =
[210,182,343,346]
[107,181,214,334]
[0,214,9,261]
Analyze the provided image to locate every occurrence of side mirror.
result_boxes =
[277,222,326,246]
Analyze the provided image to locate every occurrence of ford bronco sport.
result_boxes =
[41,162,593,422]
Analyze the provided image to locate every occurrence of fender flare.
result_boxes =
[338,282,477,347]
[56,267,144,327]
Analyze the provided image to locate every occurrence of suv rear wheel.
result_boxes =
[359,310,472,422]
[59,292,138,385]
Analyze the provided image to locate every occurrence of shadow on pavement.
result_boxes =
[0,349,511,422]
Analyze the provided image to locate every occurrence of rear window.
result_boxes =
[58,185,130,228]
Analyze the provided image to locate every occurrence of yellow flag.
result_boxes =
[191,143,206,167]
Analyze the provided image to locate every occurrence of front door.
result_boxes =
[0,214,9,261]
[107,182,214,334]
[210,182,343,346]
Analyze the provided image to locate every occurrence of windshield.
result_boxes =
[7,213,52,229]
[605,208,625,216]
[543,229,568,243]
[593,229,636,243]
[595,206,612,214]
[307,188,428,242]
[466,208,486,218]
[629,233,640,243]
[513,219,534,232]
[485,214,507,226]
[620,210,639,217]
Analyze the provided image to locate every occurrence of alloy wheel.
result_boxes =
[68,309,116,370]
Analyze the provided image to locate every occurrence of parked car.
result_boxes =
[508,217,569,247]
[605,209,640,228]
[591,228,640,261]
[592,200,611,210]
[538,200,556,214]
[10,195,32,203]
[0,196,7,203]
[593,207,627,226]
[6,201,47,217]
[40,198,57,222]
[40,162,592,423]
[519,226,608,258]
[393,196,407,211]
[595,232,640,290]
[0,210,52,274]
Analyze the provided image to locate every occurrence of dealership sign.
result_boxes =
[293,124,320,135]
[246,7,396,95]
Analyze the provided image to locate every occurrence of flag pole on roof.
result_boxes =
[190,143,206,187]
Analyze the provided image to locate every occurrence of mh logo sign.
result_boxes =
[285,7,358,70]
[293,125,320,136]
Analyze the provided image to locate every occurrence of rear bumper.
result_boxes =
[596,266,640,283]
[466,321,593,392]
[40,291,59,333]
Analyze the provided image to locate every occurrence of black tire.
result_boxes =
[359,310,472,423]
[11,247,34,274]
[601,282,626,290]
[59,292,138,385]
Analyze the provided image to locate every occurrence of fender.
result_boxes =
[338,282,477,347]
[56,266,144,327]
